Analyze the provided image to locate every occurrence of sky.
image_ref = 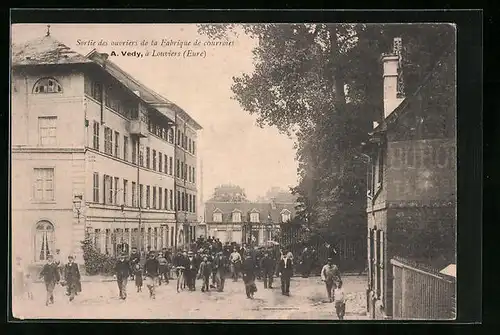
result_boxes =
[11,23,299,202]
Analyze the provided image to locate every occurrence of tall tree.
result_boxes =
[198,23,455,240]
[208,184,249,202]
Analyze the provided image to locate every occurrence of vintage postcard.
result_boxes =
[10,22,457,320]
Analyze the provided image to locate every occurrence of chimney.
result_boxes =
[381,37,405,121]
[270,197,277,210]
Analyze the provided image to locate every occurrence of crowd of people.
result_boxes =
[13,236,347,320]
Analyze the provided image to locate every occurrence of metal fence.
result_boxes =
[391,257,456,320]
[85,226,196,257]
[278,223,366,273]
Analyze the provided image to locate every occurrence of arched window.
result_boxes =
[34,221,55,262]
[33,77,63,94]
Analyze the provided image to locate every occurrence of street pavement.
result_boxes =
[12,275,369,320]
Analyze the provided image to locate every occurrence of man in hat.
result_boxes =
[54,249,63,277]
[129,247,141,280]
[186,251,198,291]
[115,252,131,300]
[64,255,81,302]
[321,257,341,302]
[144,251,160,299]
[198,255,213,292]
[276,250,293,296]
[39,254,60,305]
[260,252,275,289]
[230,247,242,282]
[157,251,168,285]
[242,255,257,299]
[213,251,228,292]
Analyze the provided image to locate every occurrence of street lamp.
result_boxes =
[267,214,273,243]
[73,194,86,237]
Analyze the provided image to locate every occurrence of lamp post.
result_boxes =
[267,214,273,243]
[120,204,127,254]
[73,194,85,237]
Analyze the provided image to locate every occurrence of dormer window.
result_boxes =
[250,212,260,223]
[33,77,62,94]
[232,211,242,223]
[281,209,291,223]
[213,213,222,223]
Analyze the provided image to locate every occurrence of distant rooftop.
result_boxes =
[11,35,93,66]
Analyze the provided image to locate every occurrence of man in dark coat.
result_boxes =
[115,252,131,300]
[64,255,81,302]
[242,255,257,299]
[300,247,312,278]
[39,254,60,306]
[276,251,293,296]
[144,251,159,299]
[213,251,228,292]
[260,252,275,289]
[186,251,198,291]
[129,247,141,280]
[198,256,213,292]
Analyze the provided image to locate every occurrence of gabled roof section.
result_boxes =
[280,208,291,214]
[232,208,242,213]
[212,208,223,213]
[204,201,297,223]
[12,35,93,66]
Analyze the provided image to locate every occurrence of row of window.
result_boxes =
[85,78,137,120]
[93,172,196,213]
[176,128,196,155]
[32,219,196,263]
[212,212,291,223]
[33,77,198,157]
[92,122,196,183]
[85,76,197,156]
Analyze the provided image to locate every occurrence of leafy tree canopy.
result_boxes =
[198,23,455,237]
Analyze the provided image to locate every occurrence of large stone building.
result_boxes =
[364,38,456,319]
[204,199,297,245]
[11,32,202,265]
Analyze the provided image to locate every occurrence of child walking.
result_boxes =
[134,263,143,292]
[334,280,346,320]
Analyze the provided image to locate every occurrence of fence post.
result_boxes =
[401,266,406,318]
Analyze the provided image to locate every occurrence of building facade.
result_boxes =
[204,200,296,245]
[11,34,202,265]
[365,39,456,319]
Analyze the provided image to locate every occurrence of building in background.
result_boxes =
[364,38,456,319]
[204,199,296,245]
[11,31,202,265]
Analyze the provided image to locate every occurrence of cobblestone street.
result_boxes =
[13,275,368,320]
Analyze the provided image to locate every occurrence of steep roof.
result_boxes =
[204,201,297,224]
[11,34,202,130]
[11,35,93,66]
